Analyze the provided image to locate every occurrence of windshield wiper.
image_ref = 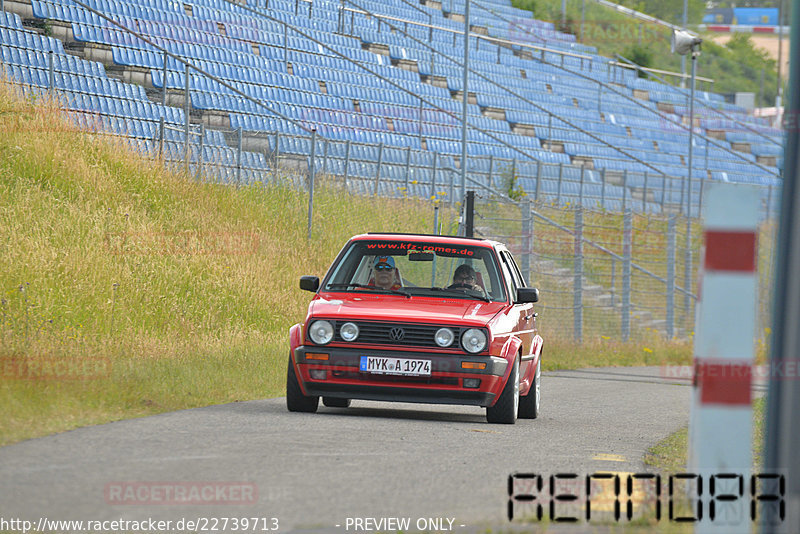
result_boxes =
[326,283,372,290]
[325,283,411,299]
[429,287,491,302]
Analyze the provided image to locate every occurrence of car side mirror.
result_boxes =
[299,276,320,293]
[516,287,539,303]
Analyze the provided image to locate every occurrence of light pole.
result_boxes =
[459,0,471,231]
[672,29,702,314]
[681,0,687,87]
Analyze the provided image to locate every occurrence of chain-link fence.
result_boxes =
[472,194,777,345]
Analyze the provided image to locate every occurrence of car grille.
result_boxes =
[334,321,451,349]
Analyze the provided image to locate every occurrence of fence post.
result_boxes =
[284,24,288,64]
[610,258,616,308]
[697,170,706,215]
[622,170,629,213]
[374,142,384,195]
[430,152,438,201]
[448,165,455,206]
[487,154,494,190]
[597,84,601,115]
[322,139,329,176]
[197,122,204,181]
[307,129,317,239]
[666,214,676,339]
[556,162,563,206]
[273,131,280,182]
[184,63,190,169]
[579,164,585,207]
[683,217,693,315]
[768,184,773,216]
[600,167,606,208]
[48,51,54,95]
[343,139,351,190]
[622,208,632,342]
[642,171,649,210]
[158,116,165,158]
[521,198,532,284]
[574,207,583,342]
[404,146,411,194]
[535,160,542,201]
[162,50,167,107]
[511,158,517,199]
[236,126,243,185]
[263,133,269,185]
[418,99,424,147]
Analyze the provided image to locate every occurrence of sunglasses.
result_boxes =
[375,264,394,271]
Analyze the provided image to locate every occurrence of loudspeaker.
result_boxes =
[671,29,703,55]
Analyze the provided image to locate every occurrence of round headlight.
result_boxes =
[309,320,334,345]
[434,328,455,347]
[340,322,359,342]
[461,328,487,354]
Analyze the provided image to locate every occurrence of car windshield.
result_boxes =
[322,239,507,302]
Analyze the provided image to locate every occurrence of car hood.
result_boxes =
[309,293,506,326]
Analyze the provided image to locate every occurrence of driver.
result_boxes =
[449,264,481,292]
[371,255,402,290]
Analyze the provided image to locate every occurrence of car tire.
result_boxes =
[322,397,351,408]
[486,356,519,424]
[286,356,319,413]
[519,355,540,419]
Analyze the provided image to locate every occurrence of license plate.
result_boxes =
[359,356,431,376]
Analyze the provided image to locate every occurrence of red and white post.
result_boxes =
[688,183,760,532]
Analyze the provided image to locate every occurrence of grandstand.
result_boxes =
[0,0,784,214]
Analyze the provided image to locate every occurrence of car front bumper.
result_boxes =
[293,346,509,407]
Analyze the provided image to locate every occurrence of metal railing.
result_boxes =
[4,0,783,346]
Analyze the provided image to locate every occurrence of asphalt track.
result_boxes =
[1,366,728,533]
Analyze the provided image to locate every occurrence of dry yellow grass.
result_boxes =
[0,80,451,445]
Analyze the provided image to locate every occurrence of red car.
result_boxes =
[287,233,543,424]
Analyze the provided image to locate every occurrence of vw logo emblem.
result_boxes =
[389,327,405,341]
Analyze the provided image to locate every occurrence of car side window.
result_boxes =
[498,253,519,302]
[503,251,527,288]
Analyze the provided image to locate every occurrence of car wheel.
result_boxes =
[486,356,519,424]
[322,397,351,408]
[519,356,540,419]
[286,356,319,413]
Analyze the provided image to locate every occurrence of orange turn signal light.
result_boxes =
[306,353,329,361]
[461,362,486,370]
